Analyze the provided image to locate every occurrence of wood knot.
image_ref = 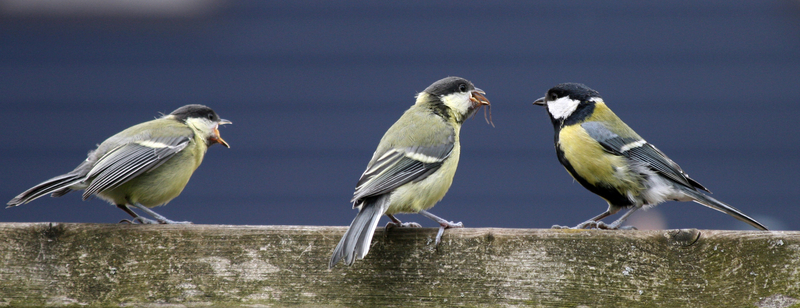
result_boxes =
[665,229,700,247]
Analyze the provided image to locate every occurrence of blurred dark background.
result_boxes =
[2,1,798,230]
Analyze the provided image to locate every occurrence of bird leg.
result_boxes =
[599,207,639,230]
[116,204,139,218]
[116,204,159,224]
[552,210,613,229]
[418,210,463,246]
[131,203,192,224]
[130,216,160,224]
[553,208,638,230]
[385,214,422,229]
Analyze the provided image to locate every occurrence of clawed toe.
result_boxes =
[444,221,463,228]
[158,219,193,224]
[573,221,599,229]
[118,217,191,224]
[385,221,422,229]
[132,216,159,224]
[571,220,636,230]
[433,221,463,246]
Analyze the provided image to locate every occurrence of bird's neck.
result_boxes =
[417,93,457,123]
[553,101,596,129]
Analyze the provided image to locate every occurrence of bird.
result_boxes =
[7,104,231,224]
[329,76,492,268]
[532,83,767,230]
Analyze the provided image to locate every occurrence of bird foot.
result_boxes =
[385,221,422,229]
[578,220,605,229]
[129,203,192,224]
[157,218,193,224]
[433,220,463,246]
[589,221,637,230]
[440,220,463,229]
[120,216,192,224]
[550,221,603,229]
[553,220,636,230]
[131,216,160,224]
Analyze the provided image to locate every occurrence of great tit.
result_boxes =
[533,83,767,230]
[329,76,492,268]
[7,104,231,224]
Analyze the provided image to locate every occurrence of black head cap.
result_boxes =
[424,76,475,97]
[546,83,601,102]
[169,104,222,123]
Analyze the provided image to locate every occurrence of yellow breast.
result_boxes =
[558,125,642,193]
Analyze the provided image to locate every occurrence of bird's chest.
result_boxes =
[557,125,631,187]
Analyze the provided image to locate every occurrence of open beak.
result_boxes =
[533,97,546,106]
[210,119,231,148]
[470,88,494,127]
[469,88,491,106]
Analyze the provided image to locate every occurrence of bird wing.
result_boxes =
[81,135,192,200]
[351,133,455,204]
[581,121,700,190]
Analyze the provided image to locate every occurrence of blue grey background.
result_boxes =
[2,1,798,230]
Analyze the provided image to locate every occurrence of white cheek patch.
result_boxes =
[185,117,216,135]
[440,92,473,116]
[547,96,581,120]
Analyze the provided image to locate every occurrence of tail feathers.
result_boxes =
[329,195,389,268]
[51,188,75,198]
[686,190,768,231]
[7,173,85,208]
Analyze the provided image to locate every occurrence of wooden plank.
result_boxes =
[0,223,797,307]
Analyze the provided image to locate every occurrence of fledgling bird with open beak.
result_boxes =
[7,104,231,224]
[329,76,492,268]
[532,83,767,230]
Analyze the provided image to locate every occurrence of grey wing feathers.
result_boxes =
[351,141,454,203]
[581,121,703,191]
[626,144,705,191]
[581,122,637,149]
[81,136,190,199]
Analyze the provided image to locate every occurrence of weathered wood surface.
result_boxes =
[0,223,798,307]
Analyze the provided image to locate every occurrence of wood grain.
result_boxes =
[0,223,797,307]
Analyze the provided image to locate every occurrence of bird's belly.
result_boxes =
[98,151,198,207]
[385,148,460,215]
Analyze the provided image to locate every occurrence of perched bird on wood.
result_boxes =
[532,83,767,230]
[7,104,231,224]
[330,76,492,268]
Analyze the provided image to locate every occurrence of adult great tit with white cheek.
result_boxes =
[533,83,767,231]
[329,76,492,268]
[7,104,231,224]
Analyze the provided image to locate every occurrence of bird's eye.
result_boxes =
[458,84,467,92]
[549,93,559,101]
[207,113,215,120]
